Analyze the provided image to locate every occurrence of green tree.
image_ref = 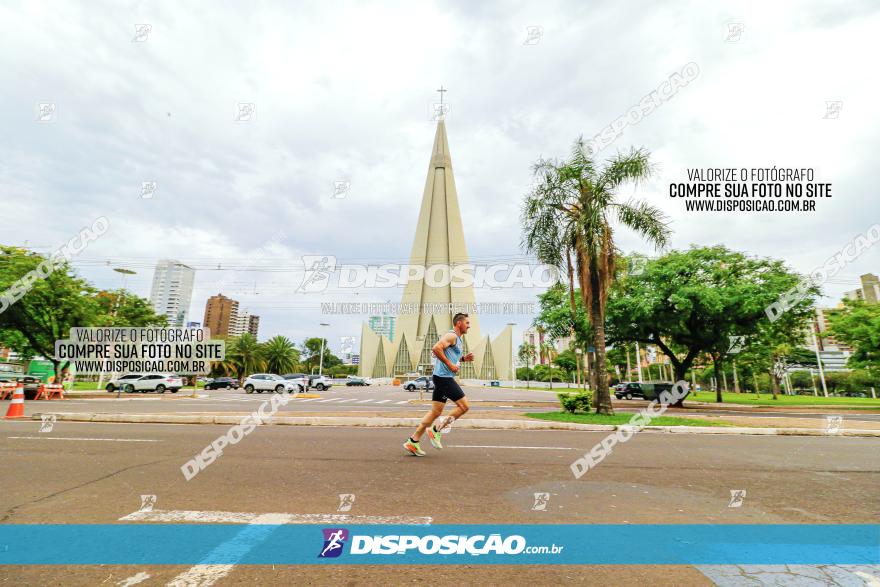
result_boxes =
[605,246,818,403]
[522,142,670,414]
[261,335,300,375]
[517,342,537,388]
[222,333,265,379]
[301,337,340,373]
[828,300,880,375]
[0,247,163,380]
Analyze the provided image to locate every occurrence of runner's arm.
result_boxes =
[432,332,459,373]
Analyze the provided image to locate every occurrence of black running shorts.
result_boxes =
[431,375,465,403]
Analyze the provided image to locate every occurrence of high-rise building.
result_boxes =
[203,294,239,338]
[359,119,512,380]
[844,273,879,304]
[368,315,396,342]
[149,259,195,327]
[247,315,260,338]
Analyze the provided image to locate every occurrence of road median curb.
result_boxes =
[26,412,880,437]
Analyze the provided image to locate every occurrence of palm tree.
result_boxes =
[224,333,266,380]
[262,335,300,375]
[522,141,670,414]
[540,341,558,389]
[517,342,537,389]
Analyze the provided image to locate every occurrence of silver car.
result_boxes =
[401,376,434,392]
[243,373,304,394]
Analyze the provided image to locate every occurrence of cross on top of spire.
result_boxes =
[437,85,447,105]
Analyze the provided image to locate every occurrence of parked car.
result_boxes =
[283,373,312,390]
[106,373,146,393]
[113,373,183,394]
[204,377,240,390]
[402,376,434,392]
[346,376,371,386]
[0,371,41,399]
[308,374,332,391]
[614,381,678,401]
[244,373,305,394]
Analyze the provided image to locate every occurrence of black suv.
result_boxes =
[205,377,240,390]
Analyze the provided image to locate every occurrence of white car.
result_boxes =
[108,373,183,394]
[243,373,305,394]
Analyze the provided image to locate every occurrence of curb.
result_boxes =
[27,412,880,437]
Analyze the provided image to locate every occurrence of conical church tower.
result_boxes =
[359,119,512,381]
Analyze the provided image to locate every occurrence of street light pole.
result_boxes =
[507,322,516,388]
[810,327,829,398]
[102,267,137,397]
[318,323,330,376]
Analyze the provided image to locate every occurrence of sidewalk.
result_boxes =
[26,411,880,437]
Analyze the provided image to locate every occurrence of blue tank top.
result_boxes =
[433,330,462,378]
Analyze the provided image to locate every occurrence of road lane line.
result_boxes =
[446,445,574,450]
[395,400,409,404]
[375,400,391,404]
[120,508,432,525]
[117,572,150,586]
[357,399,374,403]
[7,436,159,442]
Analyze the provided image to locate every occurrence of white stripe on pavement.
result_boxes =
[446,445,574,450]
[396,400,409,404]
[375,400,391,404]
[120,508,432,525]
[7,436,159,442]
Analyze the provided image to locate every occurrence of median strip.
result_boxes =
[27,412,880,436]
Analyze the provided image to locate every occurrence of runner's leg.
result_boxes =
[412,401,445,441]
[435,396,468,431]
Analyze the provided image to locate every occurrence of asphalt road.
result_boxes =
[16,385,880,424]
[1,418,877,585]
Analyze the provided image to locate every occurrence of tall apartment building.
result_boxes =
[844,273,879,304]
[149,259,195,327]
[368,314,395,342]
[203,294,239,338]
[247,315,260,338]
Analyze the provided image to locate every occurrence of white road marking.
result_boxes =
[446,444,574,450]
[295,398,320,402]
[396,400,410,404]
[120,508,432,525]
[117,571,150,586]
[7,436,159,442]
[375,400,391,404]
[357,399,374,403]
[165,512,288,587]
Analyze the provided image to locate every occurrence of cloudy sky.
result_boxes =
[2,0,878,354]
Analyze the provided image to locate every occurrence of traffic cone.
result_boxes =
[5,384,26,419]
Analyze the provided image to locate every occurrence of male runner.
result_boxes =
[404,313,473,456]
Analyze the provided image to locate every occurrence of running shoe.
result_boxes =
[427,425,443,449]
[403,439,426,456]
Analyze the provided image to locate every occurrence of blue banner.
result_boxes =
[1,524,877,565]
